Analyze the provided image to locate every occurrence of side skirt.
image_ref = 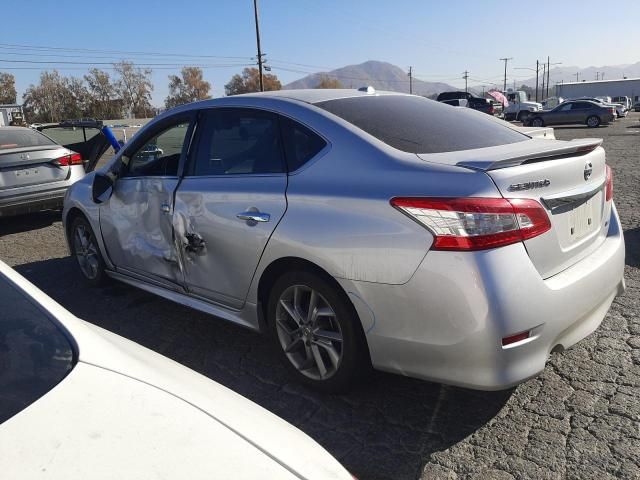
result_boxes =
[105,270,261,332]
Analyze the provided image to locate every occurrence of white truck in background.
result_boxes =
[502,90,543,122]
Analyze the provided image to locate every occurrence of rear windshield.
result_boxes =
[315,95,528,154]
[0,128,57,150]
[0,273,76,424]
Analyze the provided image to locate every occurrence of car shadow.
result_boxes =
[0,210,62,236]
[624,228,640,268]
[14,256,514,480]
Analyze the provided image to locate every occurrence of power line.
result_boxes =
[0,58,250,67]
[0,42,249,60]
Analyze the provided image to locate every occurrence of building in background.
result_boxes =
[556,78,640,103]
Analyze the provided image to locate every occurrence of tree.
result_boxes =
[0,73,17,104]
[84,68,123,119]
[22,71,92,123]
[114,61,153,118]
[23,71,68,122]
[165,67,211,108]
[224,67,281,96]
[315,75,342,89]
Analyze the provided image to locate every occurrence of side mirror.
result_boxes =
[92,173,114,204]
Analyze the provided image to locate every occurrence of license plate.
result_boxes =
[15,167,39,178]
[568,198,597,239]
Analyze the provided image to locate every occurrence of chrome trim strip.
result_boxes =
[541,180,605,212]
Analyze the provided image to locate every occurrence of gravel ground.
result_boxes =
[1,114,639,480]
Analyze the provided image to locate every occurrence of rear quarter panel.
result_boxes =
[250,119,500,294]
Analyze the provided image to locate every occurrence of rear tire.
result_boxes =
[531,117,544,127]
[69,215,107,287]
[267,270,369,393]
[586,115,601,128]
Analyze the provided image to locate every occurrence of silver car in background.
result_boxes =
[63,89,625,392]
[0,124,109,217]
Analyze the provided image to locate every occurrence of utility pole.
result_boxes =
[535,60,539,103]
[500,57,512,92]
[546,56,550,99]
[601,72,605,80]
[408,66,413,94]
[541,63,546,100]
[575,72,580,82]
[596,72,600,81]
[463,70,469,93]
[253,0,264,92]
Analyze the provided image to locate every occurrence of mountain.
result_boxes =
[519,61,640,87]
[284,60,455,97]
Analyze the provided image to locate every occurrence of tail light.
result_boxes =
[53,152,83,166]
[605,165,613,201]
[609,107,616,115]
[390,197,551,251]
[488,104,495,114]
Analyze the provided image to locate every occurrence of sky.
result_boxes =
[4,0,640,106]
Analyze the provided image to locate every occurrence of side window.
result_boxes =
[124,121,190,177]
[280,116,327,172]
[189,108,284,176]
[560,103,573,111]
[573,102,589,110]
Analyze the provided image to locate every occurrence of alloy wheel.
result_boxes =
[275,285,343,380]
[73,223,100,280]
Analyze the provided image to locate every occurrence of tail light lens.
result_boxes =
[609,108,616,115]
[605,165,613,201]
[390,197,551,251]
[53,152,83,166]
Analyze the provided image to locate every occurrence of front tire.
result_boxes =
[586,115,601,128]
[69,215,107,286]
[267,270,369,393]
[517,111,530,122]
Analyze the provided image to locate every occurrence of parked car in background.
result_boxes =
[64,89,625,392]
[0,125,107,217]
[437,91,496,115]
[634,102,640,112]
[611,96,632,111]
[595,95,612,104]
[578,97,626,118]
[0,260,353,480]
[526,100,615,127]
[502,90,543,121]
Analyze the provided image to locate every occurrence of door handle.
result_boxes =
[236,211,270,223]
[161,203,171,214]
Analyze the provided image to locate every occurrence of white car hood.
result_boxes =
[0,264,351,480]
[0,362,300,479]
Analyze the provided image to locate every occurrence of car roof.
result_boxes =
[225,88,408,105]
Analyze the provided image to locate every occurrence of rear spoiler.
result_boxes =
[457,138,603,171]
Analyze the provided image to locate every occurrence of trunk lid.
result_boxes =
[418,138,611,278]
[0,146,72,191]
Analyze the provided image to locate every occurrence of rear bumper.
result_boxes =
[0,187,68,217]
[0,166,84,217]
[343,204,625,390]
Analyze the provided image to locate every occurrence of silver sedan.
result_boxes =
[63,89,625,392]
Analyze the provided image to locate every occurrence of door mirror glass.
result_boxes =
[92,172,114,204]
